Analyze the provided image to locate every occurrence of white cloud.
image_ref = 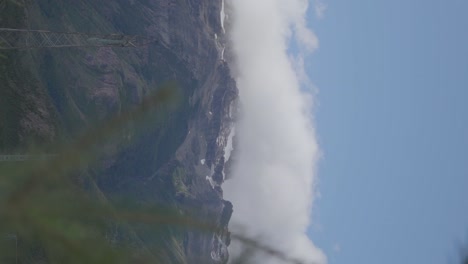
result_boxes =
[290,54,311,87]
[314,0,327,19]
[333,243,342,253]
[223,0,325,263]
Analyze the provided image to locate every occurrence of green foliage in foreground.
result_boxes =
[0,83,314,264]
[0,85,186,263]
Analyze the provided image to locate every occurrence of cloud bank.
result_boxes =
[223,0,325,263]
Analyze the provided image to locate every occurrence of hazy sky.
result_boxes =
[307,0,468,263]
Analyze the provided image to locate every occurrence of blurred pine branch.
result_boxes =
[0,80,316,263]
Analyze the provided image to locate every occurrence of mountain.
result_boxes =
[0,0,236,263]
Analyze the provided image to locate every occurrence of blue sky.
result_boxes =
[307,0,468,263]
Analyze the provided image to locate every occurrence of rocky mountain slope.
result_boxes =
[0,0,236,263]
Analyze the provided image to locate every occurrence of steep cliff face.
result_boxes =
[0,0,235,263]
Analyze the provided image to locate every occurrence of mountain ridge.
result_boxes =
[0,0,236,263]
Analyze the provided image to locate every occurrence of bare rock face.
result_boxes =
[176,61,237,263]
[95,1,237,262]
[1,0,236,263]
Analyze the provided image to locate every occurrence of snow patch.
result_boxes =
[224,127,235,162]
[222,126,235,180]
[206,165,216,189]
[200,159,205,165]
[214,34,225,61]
[220,47,225,61]
[220,0,226,33]
[206,176,216,189]
[211,234,228,262]
[216,134,224,147]
[211,251,219,262]
[228,101,235,118]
